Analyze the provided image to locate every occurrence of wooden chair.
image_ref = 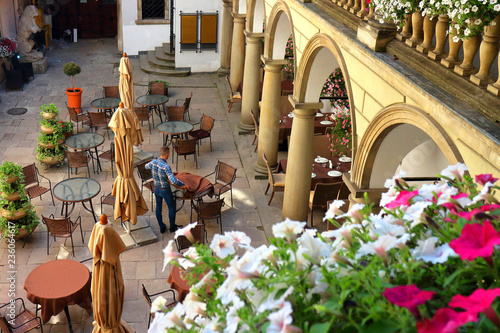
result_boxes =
[309,182,343,227]
[226,76,241,112]
[174,223,208,252]
[136,160,155,206]
[173,138,197,171]
[41,214,84,256]
[0,298,43,333]
[22,163,54,206]
[338,182,350,200]
[103,85,119,98]
[166,106,185,121]
[66,104,90,133]
[87,111,111,139]
[175,92,193,120]
[205,161,237,206]
[141,284,177,328]
[134,107,154,134]
[98,142,115,177]
[250,110,259,152]
[193,199,225,234]
[66,150,91,178]
[263,153,286,205]
[189,114,215,154]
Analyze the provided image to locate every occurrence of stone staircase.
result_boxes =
[139,43,190,77]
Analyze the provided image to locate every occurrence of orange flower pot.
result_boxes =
[65,87,83,112]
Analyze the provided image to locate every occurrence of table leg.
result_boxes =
[94,147,102,172]
[82,200,98,223]
[64,306,74,333]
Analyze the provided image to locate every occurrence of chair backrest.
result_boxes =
[311,182,343,206]
[88,111,108,125]
[134,107,150,121]
[67,105,80,122]
[262,153,275,186]
[137,160,153,182]
[176,138,197,154]
[0,317,13,333]
[141,284,153,307]
[183,92,193,111]
[200,114,215,132]
[313,135,332,160]
[167,106,185,121]
[216,161,237,185]
[176,224,206,251]
[250,110,259,135]
[66,150,88,166]
[149,82,167,95]
[225,76,235,95]
[42,215,72,235]
[337,183,350,200]
[22,163,38,187]
[198,199,224,220]
[103,86,119,98]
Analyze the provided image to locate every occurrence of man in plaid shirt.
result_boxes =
[146,146,186,233]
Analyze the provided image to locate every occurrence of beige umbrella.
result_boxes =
[88,215,134,333]
[118,53,143,144]
[109,102,148,225]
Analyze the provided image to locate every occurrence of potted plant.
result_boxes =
[0,209,39,240]
[61,121,74,139]
[39,118,62,135]
[36,146,66,165]
[0,161,24,184]
[0,194,30,220]
[38,132,65,149]
[0,181,23,201]
[39,103,59,120]
[149,80,170,96]
[63,62,83,110]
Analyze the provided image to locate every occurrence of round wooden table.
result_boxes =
[24,260,92,333]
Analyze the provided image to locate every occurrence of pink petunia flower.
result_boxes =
[475,174,499,186]
[385,190,419,209]
[416,308,477,333]
[449,221,500,265]
[449,288,500,328]
[382,285,435,319]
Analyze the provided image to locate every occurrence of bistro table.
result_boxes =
[53,177,101,223]
[90,97,121,115]
[157,121,194,148]
[173,172,214,223]
[137,94,169,122]
[24,259,93,333]
[279,111,332,141]
[65,132,105,173]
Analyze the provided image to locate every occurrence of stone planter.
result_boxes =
[39,138,65,149]
[5,175,19,184]
[42,112,57,120]
[40,156,64,165]
[2,192,21,201]
[41,125,56,134]
[1,208,28,220]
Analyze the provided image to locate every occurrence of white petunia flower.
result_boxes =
[410,237,458,263]
[297,229,332,263]
[267,302,298,333]
[162,240,183,271]
[226,231,251,247]
[272,218,307,240]
[210,234,235,258]
[441,163,468,180]
[356,235,401,259]
[150,296,167,313]
[323,200,346,221]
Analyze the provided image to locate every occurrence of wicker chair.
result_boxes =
[173,138,197,171]
[309,182,343,227]
[189,114,215,154]
[174,223,208,252]
[148,81,168,96]
[103,85,120,98]
[205,161,237,206]
[226,76,241,112]
[136,160,155,206]
[98,142,115,177]
[66,104,91,133]
[175,92,193,120]
[66,150,91,178]
[42,214,84,256]
[193,199,225,233]
[100,192,116,215]
[134,107,154,134]
[22,163,54,205]
[0,298,43,333]
[141,284,177,328]
[263,153,286,205]
[88,111,111,139]
[166,106,185,121]
[250,110,259,152]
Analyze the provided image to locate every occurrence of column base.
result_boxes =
[254,162,270,176]
[238,121,255,132]
[217,67,230,76]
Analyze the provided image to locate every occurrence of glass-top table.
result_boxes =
[53,177,101,222]
[157,121,194,147]
[91,97,121,112]
[137,94,169,122]
[65,133,105,173]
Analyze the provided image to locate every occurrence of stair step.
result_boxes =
[162,43,174,55]
[155,47,175,63]
[140,54,190,77]
[147,51,175,69]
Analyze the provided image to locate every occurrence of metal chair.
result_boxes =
[263,153,286,205]
[148,81,168,96]
[22,163,54,206]
[175,92,192,120]
[99,142,115,177]
[166,106,185,122]
[1,62,24,91]
[193,199,225,234]
[87,111,111,139]
[189,114,215,154]
[205,161,237,206]
[250,110,259,152]
[136,160,155,206]
[173,138,197,171]
[141,284,177,329]
[134,107,154,134]
[66,104,91,133]
[309,182,343,227]
[66,150,91,178]
[174,223,208,252]
[103,85,120,98]
[226,76,241,112]
[41,214,84,256]
[100,192,116,215]
[0,298,43,333]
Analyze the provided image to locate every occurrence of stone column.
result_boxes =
[239,31,264,131]
[218,0,233,75]
[229,13,246,92]
[254,57,287,175]
[282,100,323,222]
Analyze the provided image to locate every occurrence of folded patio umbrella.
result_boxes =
[88,217,134,333]
[109,103,148,224]
[118,53,143,145]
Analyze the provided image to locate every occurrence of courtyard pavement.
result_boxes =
[0,38,328,332]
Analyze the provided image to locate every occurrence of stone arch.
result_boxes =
[264,1,295,61]
[353,104,463,188]
[247,0,265,33]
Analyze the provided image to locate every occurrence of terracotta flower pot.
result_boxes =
[66,87,83,112]
[5,175,19,184]
[2,192,21,201]
[42,112,57,120]
[41,125,55,134]
[1,208,28,220]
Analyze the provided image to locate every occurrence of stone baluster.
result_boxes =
[366,6,375,20]
[416,14,438,54]
[428,15,450,60]
[487,51,500,95]
[470,16,500,86]
[454,34,481,76]
[350,0,361,14]
[344,0,355,10]
[396,15,412,41]
[441,26,463,68]
[357,0,368,18]
[406,11,424,47]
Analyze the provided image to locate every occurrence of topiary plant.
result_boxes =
[63,62,81,92]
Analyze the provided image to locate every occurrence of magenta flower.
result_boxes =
[449,221,500,264]
[475,174,499,186]
[385,190,419,209]
[416,308,477,333]
[382,285,435,319]
[456,209,481,221]
[449,288,500,313]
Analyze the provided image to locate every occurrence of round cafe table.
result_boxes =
[137,94,169,122]
[24,259,92,333]
[90,97,121,115]
[65,132,105,173]
[53,177,101,223]
[157,120,194,148]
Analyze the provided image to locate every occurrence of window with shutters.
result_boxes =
[136,0,169,24]
[179,12,218,52]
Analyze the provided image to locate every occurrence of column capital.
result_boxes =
[288,96,323,110]
[244,30,265,40]
[261,55,288,67]
[232,12,247,20]
[222,0,233,5]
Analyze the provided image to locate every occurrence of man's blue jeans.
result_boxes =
[154,186,176,229]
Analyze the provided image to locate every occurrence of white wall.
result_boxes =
[174,0,223,72]
[0,0,18,39]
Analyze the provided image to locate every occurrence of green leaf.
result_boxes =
[310,322,330,333]
[361,320,400,333]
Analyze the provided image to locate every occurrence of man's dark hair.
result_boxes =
[160,146,170,157]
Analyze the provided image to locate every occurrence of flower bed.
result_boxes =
[151,163,500,332]
[326,102,352,156]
